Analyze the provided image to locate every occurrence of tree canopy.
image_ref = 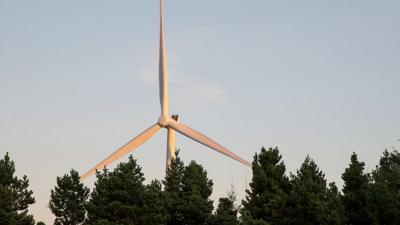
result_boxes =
[210,187,239,225]
[3,147,400,225]
[370,150,400,225]
[85,156,157,225]
[241,147,290,225]
[176,161,214,225]
[287,156,345,225]
[0,152,36,225]
[49,169,90,225]
[163,151,185,225]
[342,153,375,225]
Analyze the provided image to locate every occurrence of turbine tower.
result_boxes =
[80,0,250,180]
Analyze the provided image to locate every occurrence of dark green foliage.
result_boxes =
[210,188,239,225]
[4,146,400,225]
[85,156,148,225]
[87,220,115,225]
[49,169,90,225]
[241,147,290,225]
[142,180,168,225]
[373,149,400,192]
[370,150,400,225]
[0,152,36,225]
[163,152,214,225]
[85,156,167,225]
[287,156,345,225]
[176,161,214,225]
[163,151,185,225]
[325,182,346,225]
[36,222,46,225]
[341,153,375,225]
[240,214,270,225]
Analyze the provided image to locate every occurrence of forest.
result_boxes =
[1,147,399,225]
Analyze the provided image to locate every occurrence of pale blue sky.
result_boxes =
[1,1,399,224]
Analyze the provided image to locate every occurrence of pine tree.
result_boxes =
[49,169,90,225]
[239,216,270,225]
[0,152,36,225]
[341,153,375,225]
[163,151,185,225]
[141,180,168,225]
[374,149,400,192]
[287,156,345,225]
[325,182,346,225]
[176,161,214,225]
[85,156,147,225]
[241,147,290,225]
[370,150,400,225]
[210,187,239,225]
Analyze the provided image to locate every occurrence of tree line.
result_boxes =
[1,147,399,225]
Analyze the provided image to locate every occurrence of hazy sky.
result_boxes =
[1,1,399,224]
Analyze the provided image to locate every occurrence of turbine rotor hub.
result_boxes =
[158,115,170,127]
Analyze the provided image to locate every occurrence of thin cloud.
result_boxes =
[137,63,229,105]
[137,25,228,105]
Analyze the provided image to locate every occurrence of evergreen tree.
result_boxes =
[370,150,400,225]
[241,147,290,225]
[239,215,270,225]
[141,180,168,225]
[176,161,214,225]
[287,156,344,225]
[341,153,375,225]
[49,169,90,225]
[374,149,400,192]
[210,188,239,225]
[0,152,36,225]
[163,151,185,225]
[325,182,346,225]
[85,156,147,225]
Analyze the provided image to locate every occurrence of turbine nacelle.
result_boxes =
[158,114,179,127]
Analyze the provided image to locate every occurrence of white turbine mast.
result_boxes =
[80,0,250,180]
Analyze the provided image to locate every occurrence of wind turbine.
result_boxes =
[80,0,250,180]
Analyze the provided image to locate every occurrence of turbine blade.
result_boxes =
[168,120,251,167]
[166,127,176,170]
[159,0,169,116]
[80,123,162,180]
